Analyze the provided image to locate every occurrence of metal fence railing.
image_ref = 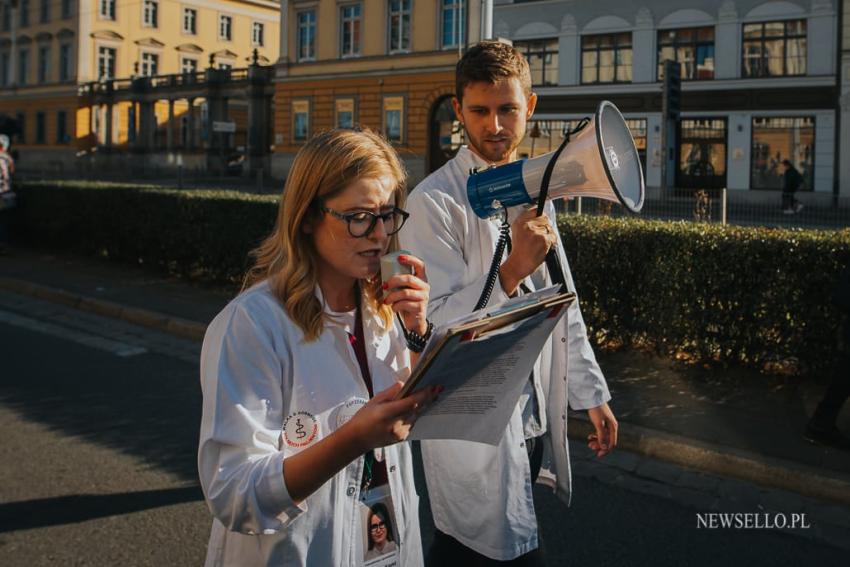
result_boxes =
[555,188,850,230]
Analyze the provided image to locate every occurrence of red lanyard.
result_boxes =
[349,298,374,398]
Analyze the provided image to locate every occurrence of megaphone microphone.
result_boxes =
[467,101,644,310]
[467,100,645,219]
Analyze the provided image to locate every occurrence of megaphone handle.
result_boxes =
[545,247,567,293]
[536,134,570,217]
[536,127,576,292]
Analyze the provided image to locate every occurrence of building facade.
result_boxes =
[273,0,494,182]
[0,0,279,172]
[274,0,845,197]
[497,0,843,199]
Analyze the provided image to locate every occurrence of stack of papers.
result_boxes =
[398,286,574,445]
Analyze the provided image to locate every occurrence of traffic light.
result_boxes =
[662,59,681,120]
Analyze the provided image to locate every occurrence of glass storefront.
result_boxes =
[750,116,814,190]
[677,118,727,190]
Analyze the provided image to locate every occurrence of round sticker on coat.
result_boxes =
[333,398,366,430]
[283,411,319,448]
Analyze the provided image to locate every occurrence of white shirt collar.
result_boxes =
[455,145,494,172]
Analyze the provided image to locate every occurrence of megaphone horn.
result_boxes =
[467,100,645,218]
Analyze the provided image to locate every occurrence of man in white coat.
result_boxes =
[399,41,618,565]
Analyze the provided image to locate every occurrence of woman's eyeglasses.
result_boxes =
[369,521,387,531]
[321,206,409,238]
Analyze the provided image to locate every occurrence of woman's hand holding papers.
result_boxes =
[344,381,441,452]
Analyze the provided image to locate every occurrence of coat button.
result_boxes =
[389,465,397,473]
[561,337,566,343]
[346,486,355,496]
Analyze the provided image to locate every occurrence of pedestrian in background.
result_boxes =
[198,128,438,566]
[781,159,804,214]
[0,134,16,255]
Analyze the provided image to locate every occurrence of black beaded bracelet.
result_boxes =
[397,314,434,353]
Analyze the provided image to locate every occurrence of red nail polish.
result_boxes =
[398,255,408,262]
[382,282,389,289]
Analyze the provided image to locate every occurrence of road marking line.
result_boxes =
[0,309,149,357]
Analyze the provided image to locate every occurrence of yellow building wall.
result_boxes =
[85,0,279,81]
[289,0,442,62]
[274,70,455,155]
[0,0,278,163]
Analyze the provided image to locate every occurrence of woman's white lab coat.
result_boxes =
[198,282,423,566]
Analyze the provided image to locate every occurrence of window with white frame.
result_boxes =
[340,4,361,57]
[581,32,632,84]
[293,100,310,142]
[441,0,465,49]
[181,57,197,74]
[388,0,411,53]
[37,45,50,83]
[97,46,115,80]
[252,22,264,46]
[59,43,71,81]
[335,98,355,129]
[142,0,158,27]
[0,52,9,87]
[141,52,159,76]
[57,110,68,143]
[35,111,45,144]
[514,39,559,86]
[383,96,404,142]
[99,0,115,20]
[18,49,29,85]
[297,11,316,61]
[742,20,806,77]
[183,8,197,34]
[219,15,232,41]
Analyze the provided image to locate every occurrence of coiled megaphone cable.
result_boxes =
[473,119,590,311]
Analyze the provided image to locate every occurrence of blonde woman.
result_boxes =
[199,129,438,566]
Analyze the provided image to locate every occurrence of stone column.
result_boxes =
[187,97,196,150]
[166,99,174,152]
[104,102,113,148]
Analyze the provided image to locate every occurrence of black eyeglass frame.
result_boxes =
[320,205,410,238]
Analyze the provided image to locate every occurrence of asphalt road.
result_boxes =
[0,292,845,566]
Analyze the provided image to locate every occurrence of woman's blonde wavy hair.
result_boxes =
[242,128,407,341]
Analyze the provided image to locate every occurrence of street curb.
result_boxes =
[0,277,207,342]
[2,275,849,507]
[568,417,850,507]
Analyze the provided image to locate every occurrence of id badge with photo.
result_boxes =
[359,450,401,567]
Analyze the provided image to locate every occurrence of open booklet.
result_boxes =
[396,285,573,446]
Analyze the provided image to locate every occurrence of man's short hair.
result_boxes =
[455,41,532,102]
[781,159,792,167]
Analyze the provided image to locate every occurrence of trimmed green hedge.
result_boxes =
[13,181,850,374]
[15,181,279,284]
[559,215,850,375]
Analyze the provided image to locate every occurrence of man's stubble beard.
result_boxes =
[463,124,526,165]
